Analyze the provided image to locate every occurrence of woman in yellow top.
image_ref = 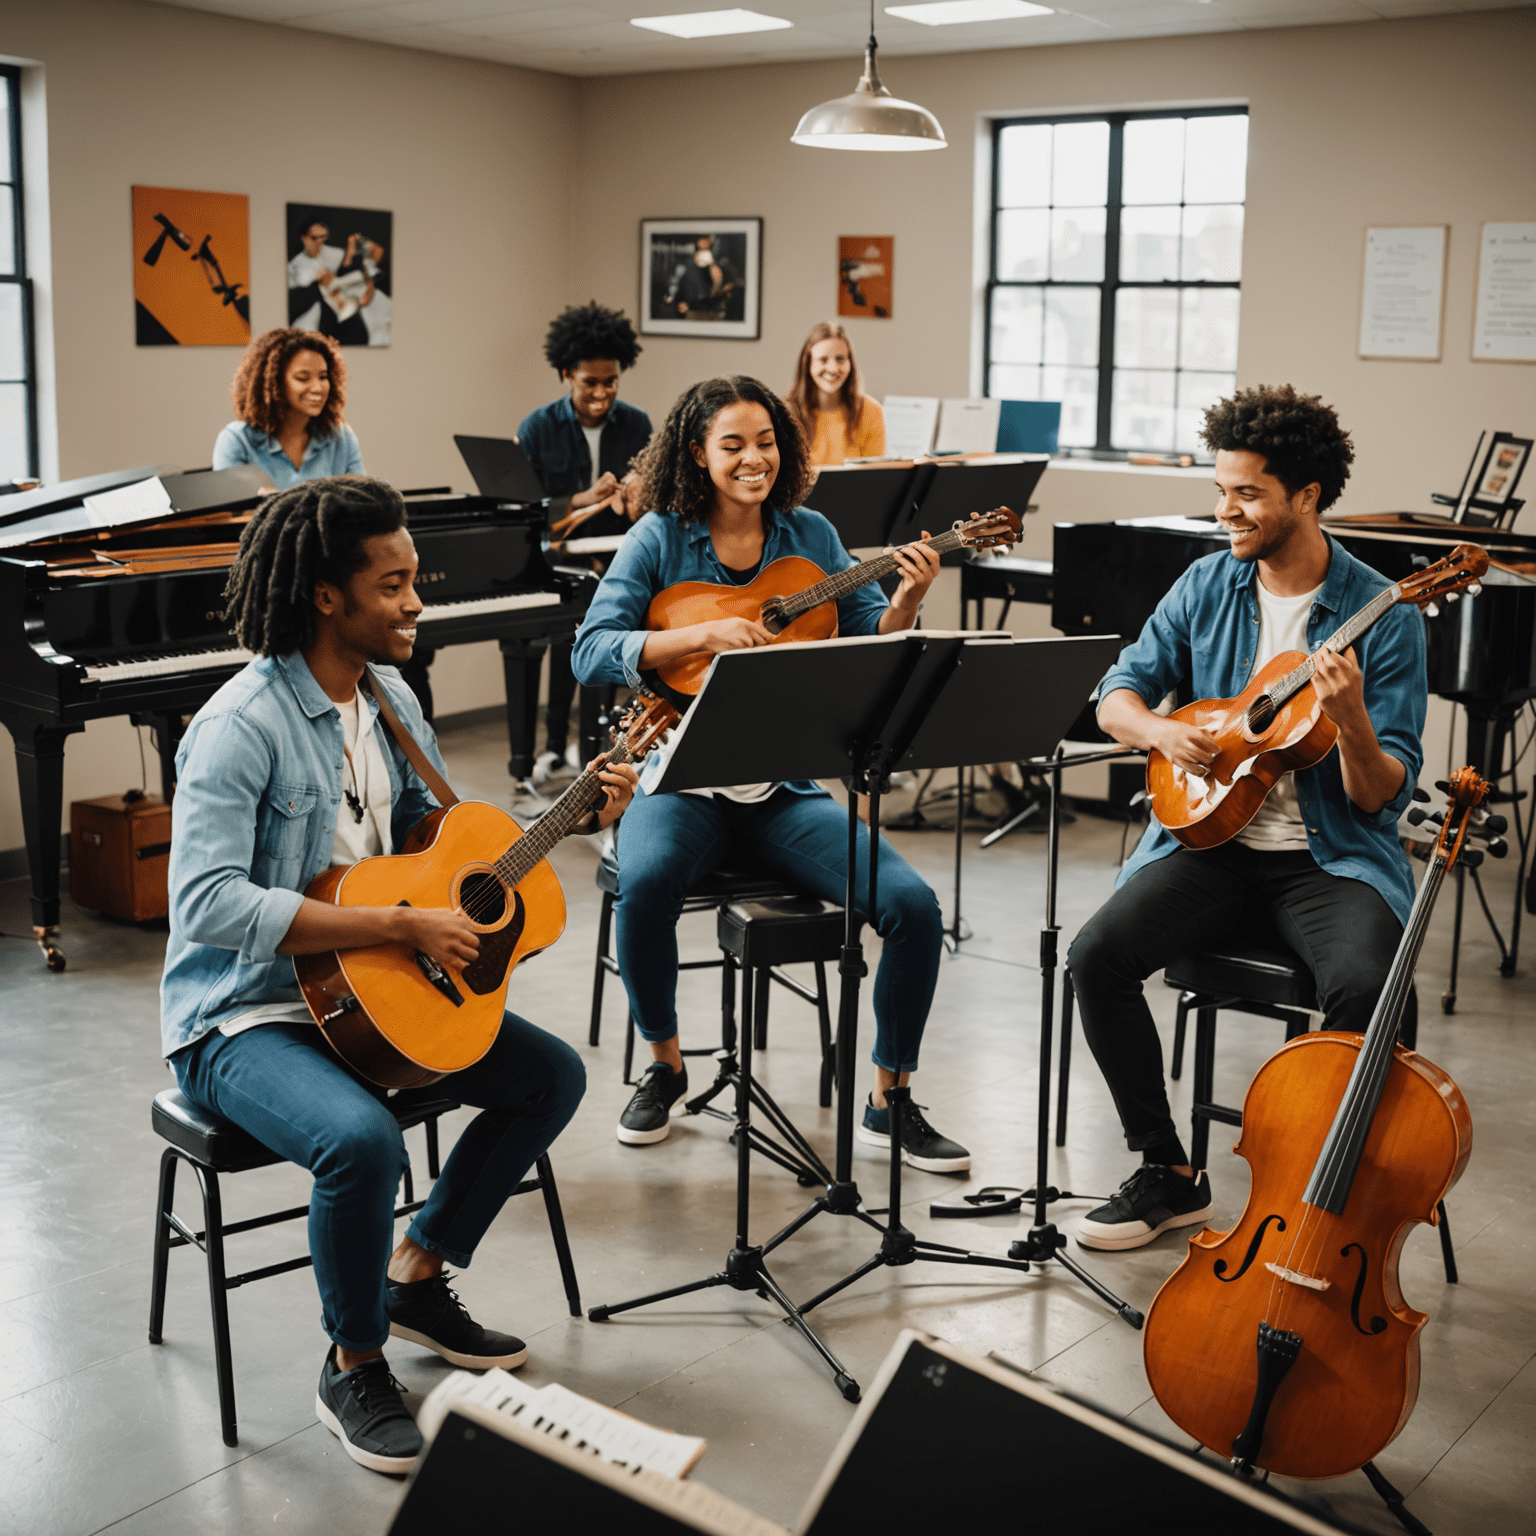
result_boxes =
[786,322,885,465]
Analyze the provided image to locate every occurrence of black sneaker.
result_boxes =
[617,1062,688,1146]
[314,1346,422,1475]
[1076,1165,1214,1251]
[855,1098,971,1173]
[386,1271,528,1369]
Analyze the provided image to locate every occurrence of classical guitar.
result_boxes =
[1146,543,1489,848]
[1142,767,1498,1479]
[646,507,1023,696]
[296,690,678,1089]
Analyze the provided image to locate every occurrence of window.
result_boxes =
[0,66,36,483]
[985,108,1247,455]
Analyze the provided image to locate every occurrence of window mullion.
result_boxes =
[1095,117,1125,453]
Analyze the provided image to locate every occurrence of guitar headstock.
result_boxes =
[614,688,680,760]
[1400,543,1490,616]
[1405,766,1507,871]
[952,507,1022,550]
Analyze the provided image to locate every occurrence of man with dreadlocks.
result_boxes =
[159,476,636,1476]
[518,301,652,785]
[1067,385,1426,1253]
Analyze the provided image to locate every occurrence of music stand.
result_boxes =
[587,629,1128,1400]
[888,455,1049,546]
[803,462,920,548]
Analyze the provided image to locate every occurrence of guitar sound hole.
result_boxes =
[460,871,508,925]
[1247,696,1276,735]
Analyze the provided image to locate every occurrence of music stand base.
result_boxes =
[1007,1222,1145,1329]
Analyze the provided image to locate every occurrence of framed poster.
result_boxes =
[838,236,893,319]
[132,185,250,346]
[1358,225,1446,360]
[286,202,393,347]
[640,218,761,339]
[1472,222,1536,363]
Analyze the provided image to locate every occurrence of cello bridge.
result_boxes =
[1264,1262,1330,1292]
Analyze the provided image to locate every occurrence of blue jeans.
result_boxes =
[615,786,943,1073]
[172,1016,585,1352]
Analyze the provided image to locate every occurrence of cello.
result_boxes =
[1142,768,1501,1479]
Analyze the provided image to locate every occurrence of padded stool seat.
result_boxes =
[596,849,794,906]
[1164,939,1319,1012]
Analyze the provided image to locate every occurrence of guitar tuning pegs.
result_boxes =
[1406,807,1429,826]
[1482,813,1509,835]
[1445,591,1461,604]
[1461,848,1484,869]
[1487,837,1509,859]
[1467,581,1482,597]
[1424,601,1440,618]
[1412,787,1430,802]
[1434,780,1449,792]
[1411,554,1430,569]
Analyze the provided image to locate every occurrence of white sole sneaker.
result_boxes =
[314,1393,419,1475]
[855,1122,971,1174]
[1076,1202,1213,1251]
[616,1116,672,1146]
[387,1323,527,1370]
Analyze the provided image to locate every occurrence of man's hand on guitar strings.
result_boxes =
[1312,645,1367,729]
[697,617,774,654]
[592,759,640,830]
[1157,719,1222,777]
[393,904,480,967]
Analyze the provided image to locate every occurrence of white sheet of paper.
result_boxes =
[1473,222,1536,362]
[882,395,939,458]
[935,398,1002,454]
[1358,225,1446,359]
[80,476,175,530]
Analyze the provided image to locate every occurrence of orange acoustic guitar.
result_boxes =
[295,690,677,1089]
[646,507,1023,696]
[1146,543,1489,849]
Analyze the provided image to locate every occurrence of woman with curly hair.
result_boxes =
[572,375,969,1171]
[213,328,364,488]
[785,321,885,466]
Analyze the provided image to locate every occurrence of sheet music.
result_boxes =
[882,396,940,458]
[935,398,1001,455]
[80,477,175,531]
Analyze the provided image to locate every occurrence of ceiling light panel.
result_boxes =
[630,8,794,37]
[885,0,1053,24]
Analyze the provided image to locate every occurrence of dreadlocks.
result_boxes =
[223,476,406,657]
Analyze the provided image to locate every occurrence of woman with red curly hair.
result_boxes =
[213,328,365,488]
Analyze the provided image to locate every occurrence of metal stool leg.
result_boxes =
[814,960,834,1109]
[622,1011,636,1085]
[1437,1200,1458,1284]
[1191,1005,1217,1170]
[195,1165,240,1448]
[426,1116,442,1180]
[148,1146,179,1345]
[721,952,737,1053]
[590,891,614,1047]
[402,1160,415,1206]
[753,964,770,1051]
[536,1155,582,1317]
[1056,969,1075,1147]
[1171,990,1194,1080]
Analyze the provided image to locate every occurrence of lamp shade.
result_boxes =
[791,43,947,152]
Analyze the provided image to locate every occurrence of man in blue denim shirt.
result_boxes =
[1067,387,1426,1252]
[162,477,634,1475]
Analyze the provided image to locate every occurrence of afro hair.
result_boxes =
[1200,384,1355,512]
[543,302,642,375]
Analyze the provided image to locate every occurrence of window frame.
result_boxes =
[984,104,1247,457]
[0,63,38,482]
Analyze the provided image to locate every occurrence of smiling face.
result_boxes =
[1213,449,1319,563]
[691,400,779,517]
[283,349,331,424]
[563,357,621,427]
[312,529,423,669]
[809,337,852,400]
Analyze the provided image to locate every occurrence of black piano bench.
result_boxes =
[717,896,846,1109]
[148,1087,580,1448]
[588,848,830,1086]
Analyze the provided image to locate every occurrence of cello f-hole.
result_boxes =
[1215,1212,1287,1283]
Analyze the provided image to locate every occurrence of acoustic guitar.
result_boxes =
[1146,543,1489,849]
[646,507,1022,696]
[295,690,678,1089]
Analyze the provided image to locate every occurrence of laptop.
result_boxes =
[453,434,548,505]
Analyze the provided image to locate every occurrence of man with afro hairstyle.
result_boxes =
[518,302,652,783]
[159,476,635,1475]
[1066,384,1427,1252]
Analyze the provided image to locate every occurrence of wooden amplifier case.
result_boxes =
[69,793,172,922]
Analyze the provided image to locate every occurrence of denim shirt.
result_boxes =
[517,396,652,540]
[159,652,447,1058]
[1103,534,1426,925]
[211,420,365,488]
[571,504,889,795]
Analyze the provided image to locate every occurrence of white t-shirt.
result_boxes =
[219,689,394,1037]
[581,424,604,489]
[1234,580,1321,853]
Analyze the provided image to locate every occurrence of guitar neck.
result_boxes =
[776,524,967,622]
[494,743,635,886]
[1268,583,1402,709]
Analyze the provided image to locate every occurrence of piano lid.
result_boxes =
[0,464,179,530]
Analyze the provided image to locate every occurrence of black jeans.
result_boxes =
[1067,844,1404,1159]
[544,639,578,756]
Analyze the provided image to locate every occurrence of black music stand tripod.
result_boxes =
[588,631,1123,1399]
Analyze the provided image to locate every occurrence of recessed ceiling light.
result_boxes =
[630,9,793,37]
[884,0,1052,25]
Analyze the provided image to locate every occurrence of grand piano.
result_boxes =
[0,467,592,968]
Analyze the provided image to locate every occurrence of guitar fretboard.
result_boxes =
[1263,583,1402,713]
[493,739,638,887]
[775,522,974,621]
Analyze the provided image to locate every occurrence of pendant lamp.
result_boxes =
[791,2,947,152]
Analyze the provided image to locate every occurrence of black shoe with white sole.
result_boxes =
[855,1098,971,1173]
[386,1271,528,1369]
[617,1062,688,1146]
[315,1346,422,1475]
[1075,1165,1213,1251]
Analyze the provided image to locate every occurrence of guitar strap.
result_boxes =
[361,666,460,811]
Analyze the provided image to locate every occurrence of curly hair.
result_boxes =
[1200,384,1355,512]
[641,377,812,525]
[784,321,867,438]
[543,302,642,375]
[223,476,405,656]
[230,328,348,441]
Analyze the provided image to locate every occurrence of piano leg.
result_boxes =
[5,717,82,971]
[131,710,187,806]
[500,636,552,782]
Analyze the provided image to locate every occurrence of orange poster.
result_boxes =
[133,186,251,346]
[837,236,893,319]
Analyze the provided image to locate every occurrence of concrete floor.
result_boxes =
[0,716,1531,1536]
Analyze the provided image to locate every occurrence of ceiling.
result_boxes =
[147,0,1531,77]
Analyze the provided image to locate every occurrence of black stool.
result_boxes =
[148,1087,580,1447]
[588,849,837,1085]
